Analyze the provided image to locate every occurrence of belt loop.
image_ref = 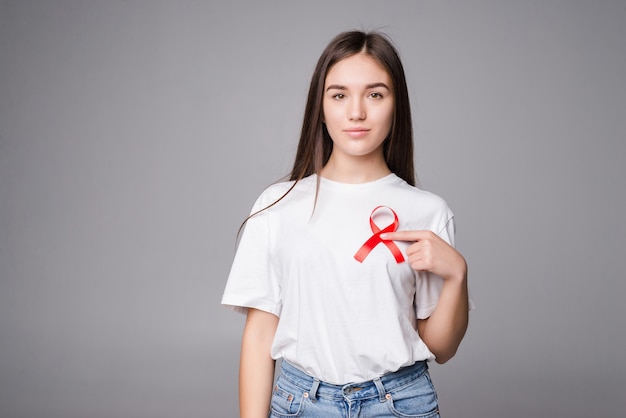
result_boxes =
[309,378,320,401]
[373,377,387,402]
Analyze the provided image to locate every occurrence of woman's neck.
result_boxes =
[320,153,391,184]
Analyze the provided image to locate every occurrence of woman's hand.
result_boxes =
[380,230,467,282]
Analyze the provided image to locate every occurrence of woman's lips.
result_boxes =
[343,128,370,138]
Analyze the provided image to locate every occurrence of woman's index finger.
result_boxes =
[380,230,430,242]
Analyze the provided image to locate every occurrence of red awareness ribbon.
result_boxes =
[354,206,405,263]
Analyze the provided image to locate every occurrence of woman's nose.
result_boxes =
[349,99,366,120]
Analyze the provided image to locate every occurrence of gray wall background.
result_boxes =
[1,1,625,417]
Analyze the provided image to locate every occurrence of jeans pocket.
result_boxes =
[270,375,307,417]
[386,371,440,418]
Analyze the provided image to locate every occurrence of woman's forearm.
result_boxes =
[239,308,278,418]
[418,271,469,364]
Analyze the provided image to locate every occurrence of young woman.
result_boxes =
[222,30,471,418]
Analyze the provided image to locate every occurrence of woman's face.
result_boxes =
[323,53,394,163]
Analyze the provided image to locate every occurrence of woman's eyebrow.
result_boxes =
[326,84,347,91]
[325,82,390,92]
[365,82,390,90]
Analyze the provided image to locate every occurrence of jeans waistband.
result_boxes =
[279,360,428,402]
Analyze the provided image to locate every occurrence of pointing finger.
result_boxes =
[380,230,434,242]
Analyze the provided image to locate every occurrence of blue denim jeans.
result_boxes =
[270,360,440,417]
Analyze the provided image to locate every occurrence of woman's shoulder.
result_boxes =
[254,175,316,207]
[392,176,451,211]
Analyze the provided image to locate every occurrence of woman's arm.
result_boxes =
[381,230,469,364]
[416,273,468,364]
[239,308,279,418]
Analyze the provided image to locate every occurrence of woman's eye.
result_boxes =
[333,93,345,100]
[369,92,383,99]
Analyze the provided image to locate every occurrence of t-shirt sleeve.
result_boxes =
[414,211,475,319]
[221,193,282,316]
[414,210,455,319]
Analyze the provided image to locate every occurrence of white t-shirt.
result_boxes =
[222,173,456,384]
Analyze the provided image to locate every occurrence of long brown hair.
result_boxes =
[239,31,415,233]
